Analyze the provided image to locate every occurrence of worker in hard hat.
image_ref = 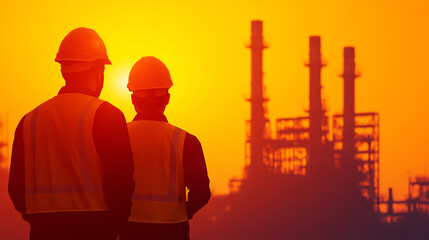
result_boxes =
[119,56,210,240]
[8,28,135,240]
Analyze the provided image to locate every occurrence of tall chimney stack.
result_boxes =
[342,47,357,172]
[307,36,324,175]
[248,20,267,169]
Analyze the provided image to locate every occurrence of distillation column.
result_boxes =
[248,20,267,169]
[307,36,324,175]
[342,47,357,172]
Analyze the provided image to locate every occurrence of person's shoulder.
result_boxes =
[97,101,125,117]
[172,125,195,138]
[183,130,203,146]
[184,131,198,140]
[93,101,127,128]
[16,113,28,130]
[29,96,56,112]
[98,101,117,109]
[19,99,50,124]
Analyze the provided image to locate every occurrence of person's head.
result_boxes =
[60,61,106,97]
[131,89,170,114]
[127,57,173,114]
[55,27,111,98]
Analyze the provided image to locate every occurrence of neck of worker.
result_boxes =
[133,109,168,122]
[135,104,166,114]
[59,83,100,98]
[62,70,104,98]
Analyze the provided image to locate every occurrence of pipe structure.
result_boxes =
[342,47,357,172]
[248,20,267,168]
[307,36,324,175]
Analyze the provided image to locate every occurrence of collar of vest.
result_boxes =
[133,112,168,123]
[58,85,98,98]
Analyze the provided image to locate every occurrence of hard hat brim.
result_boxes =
[133,89,169,97]
[60,59,111,73]
[55,58,112,65]
[60,62,94,73]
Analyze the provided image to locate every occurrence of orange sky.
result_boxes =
[0,0,428,200]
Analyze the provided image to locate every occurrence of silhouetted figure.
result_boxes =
[8,28,135,240]
[119,57,211,240]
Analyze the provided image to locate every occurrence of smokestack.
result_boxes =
[342,47,357,171]
[248,20,267,168]
[307,36,324,174]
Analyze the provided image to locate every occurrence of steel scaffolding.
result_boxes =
[408,176,429,214]
[333,112,380,210]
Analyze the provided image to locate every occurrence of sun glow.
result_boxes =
[116,71,130,95]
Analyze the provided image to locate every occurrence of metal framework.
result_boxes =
[246,116,330,175]
[408,176,429,214]
[333,112,380,210]
[244,118,271,168]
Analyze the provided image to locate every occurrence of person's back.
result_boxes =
[120,57,211,240]
[23,93,107,213]
[8,28,135,240]
[128,118,188,223]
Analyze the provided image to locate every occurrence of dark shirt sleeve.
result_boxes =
[183,133,211,220]
[92,102,135,228]
[8,115,26,214]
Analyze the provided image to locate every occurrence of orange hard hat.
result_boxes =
[128,56,173,91]
[55,28,111,69]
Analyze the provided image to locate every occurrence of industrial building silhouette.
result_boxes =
[190,20,429,240]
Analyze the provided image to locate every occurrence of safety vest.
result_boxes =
[22,93,109,214]
[127,120,188,223]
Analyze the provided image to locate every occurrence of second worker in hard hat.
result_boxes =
[119,56,211,240]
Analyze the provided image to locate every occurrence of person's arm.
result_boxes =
[8,116,26,215]
[92,102,135,228]
[183,133,211,220]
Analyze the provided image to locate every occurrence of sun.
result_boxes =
[101,66,131,104]
[117,71,129,93]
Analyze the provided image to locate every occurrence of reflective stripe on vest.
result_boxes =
[22,93,109,214]
[127,120,187,223]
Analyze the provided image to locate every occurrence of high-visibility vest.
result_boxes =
[22,93,109,214]
[127,120,188,223]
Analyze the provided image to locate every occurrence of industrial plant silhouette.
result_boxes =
[189,20,429,240]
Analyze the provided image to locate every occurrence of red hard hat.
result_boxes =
[128,56,173,91]
[55,27,111,65]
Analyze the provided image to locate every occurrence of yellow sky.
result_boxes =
[1,0,428,200]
